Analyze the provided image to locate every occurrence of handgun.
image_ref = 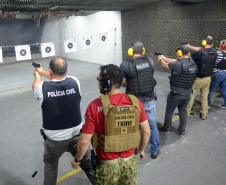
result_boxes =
[32,62,41,68]
[154,52,163,56]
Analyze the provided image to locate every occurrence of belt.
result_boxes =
[99,154,134,165]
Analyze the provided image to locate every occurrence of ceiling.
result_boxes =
[0,0,212,20]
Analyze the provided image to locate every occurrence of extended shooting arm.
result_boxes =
[186,44,202,51]
[155,52,176,63]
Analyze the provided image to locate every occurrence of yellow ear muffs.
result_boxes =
[177,50,183,57]
[128,48,133,56]
[142,47,145,55]
[202,40,207,47]
[202,40,213,47]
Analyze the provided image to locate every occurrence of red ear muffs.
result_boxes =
[221,44,225,50]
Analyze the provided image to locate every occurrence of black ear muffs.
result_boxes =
[100,65,112,92]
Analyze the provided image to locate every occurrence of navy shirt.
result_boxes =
[120,56,156,103]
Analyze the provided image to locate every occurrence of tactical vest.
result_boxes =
[199,49,217,77]
[92,94,140,152]
[215,51,226,70]
[42,77,81,130]
[126,56,155,96]
[170,58,198,89]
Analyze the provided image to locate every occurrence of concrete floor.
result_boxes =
[0,58,225,185]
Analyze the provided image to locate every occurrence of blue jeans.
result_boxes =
[142,100,159,155]
[208,71,226,107]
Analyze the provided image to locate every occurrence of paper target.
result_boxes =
[101,36,106,41]
[15,45,31,61]
[86,39,91,45]
[0,46,2,63]
[99,33,107,43]
[83,36,93,49]
[45,46,51,53]
[41,42,55,58]
[64,39,76,53]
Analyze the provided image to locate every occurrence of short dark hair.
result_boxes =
[100,64,123,89]
[130,40,144,54]
[49,57,67,76]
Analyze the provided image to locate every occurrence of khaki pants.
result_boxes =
[187,76,211,119]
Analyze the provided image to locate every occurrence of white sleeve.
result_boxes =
[34,81,44,104]
[67,76,81,95]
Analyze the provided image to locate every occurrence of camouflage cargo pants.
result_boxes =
[95,154,137,185]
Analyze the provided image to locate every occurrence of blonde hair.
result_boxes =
[220,40,226,47]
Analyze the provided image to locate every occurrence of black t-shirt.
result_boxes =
[168,60,193,96]
[120,56,156,102]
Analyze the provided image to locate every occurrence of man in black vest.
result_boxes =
[120,40,160,159]
[32,57,94,185]
[158,45,198,137]
[208,39,226,109]
[186,36,217,120]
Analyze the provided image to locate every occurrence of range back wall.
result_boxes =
[41,11,122,66]
[121,0,226,72]
[0,19,44,59]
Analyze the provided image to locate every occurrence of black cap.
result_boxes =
[176,45,189,55]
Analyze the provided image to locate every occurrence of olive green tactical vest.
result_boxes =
[92,94,141,152]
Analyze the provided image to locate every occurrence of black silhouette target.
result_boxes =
[45,46,51,53]
[86,39,91,45]
[101,36,106,41]
[20,49,27,56]
[68,43,73,49]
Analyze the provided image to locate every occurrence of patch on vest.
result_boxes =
[47,88,76,97]
[189,67,197,73]
[135,63,149,71]
[115,114,135,127]
[120,107,129,111]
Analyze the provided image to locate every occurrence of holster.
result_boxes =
[91,149,99,173]
[40,129,47,141]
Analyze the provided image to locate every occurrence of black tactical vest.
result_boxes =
[126,56,154,96]
[170,58,198,89]
[215,51,226,70]
[42,77,81,130]
[198,49,217,77]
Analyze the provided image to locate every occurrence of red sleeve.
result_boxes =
[138,99,147,123]
[82,102,96,134]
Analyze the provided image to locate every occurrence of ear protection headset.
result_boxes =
[176,49,183,57]
[100,65,112,92]
[202,36,213,47]
[128,40,145,56]
[220,40,225,50]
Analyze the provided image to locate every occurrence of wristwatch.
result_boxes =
[74,155,82,162]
